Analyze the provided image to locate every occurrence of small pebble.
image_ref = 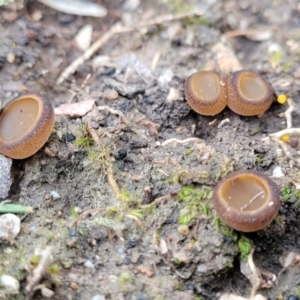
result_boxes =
[0,274,20,295]
[0,214,21,240]
[197,264,207,273]
[117,149,127,160]
[289,139,298,148]
[6,52,15,63]
[91,295,106,300]
[70,282,78,290]
[64,133,76,142]
[0,154,12,199]
[41,287,54,298]
[84,260,94,269]
[51,191,60,200]
[272,166,285,177]
[104,89,119,100]
[287,296,299,300]
[178,225,189,235]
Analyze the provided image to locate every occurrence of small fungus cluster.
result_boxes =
[212,170,280,232]
[0,93,55,159]
[184,70,274,116]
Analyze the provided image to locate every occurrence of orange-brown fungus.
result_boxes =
[184,71,227,116]
[227,71,273,116]
[212,170,280,232]
[0,93,55,159]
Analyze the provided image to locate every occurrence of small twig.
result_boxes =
[87,127,102,145]
[157,169,169,177]
[141,194,173,208]
[57,10,203,85]
[223,27,274,39]
[86,125,121,198]
[262,128,300,140]
[77,207,107,224]
[106,151,121,198]
[26,246,54,293]
[284,98,294,129]
[162,137,204,147]
[125,214,142,227]
[248,248,261,299]
[271,137,292,159]
[218,118,230,129]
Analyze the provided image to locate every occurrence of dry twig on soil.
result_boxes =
[266,127,300,139]
[87,126,121,198]
[75,207,107,226]
[141,194,173,208]
[283,98,294,129]
[26,246,54,293]
[56,10,203,84]
[162,137,204,147]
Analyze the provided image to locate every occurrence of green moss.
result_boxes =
[119,272,131,291]
[30,255,41,266]
[178,185,213,202]
[177,185,212,224]
[213,216,238,241]
[179,206,197,225]
[75,124,94,149]
[183,16,210,26]
[185,148,194,155]
[169,0,194,13]
[48,264,60,274]
[213,217,252,261]
[269,50,283,68]
[255,156,262,163]
[238,236,252,261]
[281,184,292,201]
[70,205,79,219]
[61,261,72,269]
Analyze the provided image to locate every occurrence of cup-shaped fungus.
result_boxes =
[184,71,227,116]
[0,93,55,159]
[212,170,280,232]
[227,71,274,116]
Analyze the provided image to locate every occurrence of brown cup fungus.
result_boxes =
[212,170,280,232]
[227,70,273,116]
[184,71,227,116]
[0,93,55,159]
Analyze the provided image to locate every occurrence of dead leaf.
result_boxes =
[205,43,242,74]
[54,100,95,117]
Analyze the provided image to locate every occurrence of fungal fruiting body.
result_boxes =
[227,70,273,116]
[184,70,274,116]
[0,93,55,159]
[212,170,280,232]
[184,71,227,116]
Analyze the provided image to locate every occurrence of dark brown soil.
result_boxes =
[1,0,300,299]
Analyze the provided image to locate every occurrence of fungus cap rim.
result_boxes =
[184,71,227,116]
[212,170,280,232]
[0,94,44,144]
[0,93,55,159]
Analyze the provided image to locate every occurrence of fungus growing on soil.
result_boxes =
[184,71,227,116]
[227,70,274,116]
[0,93,55,159]
[212,170,280,232]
